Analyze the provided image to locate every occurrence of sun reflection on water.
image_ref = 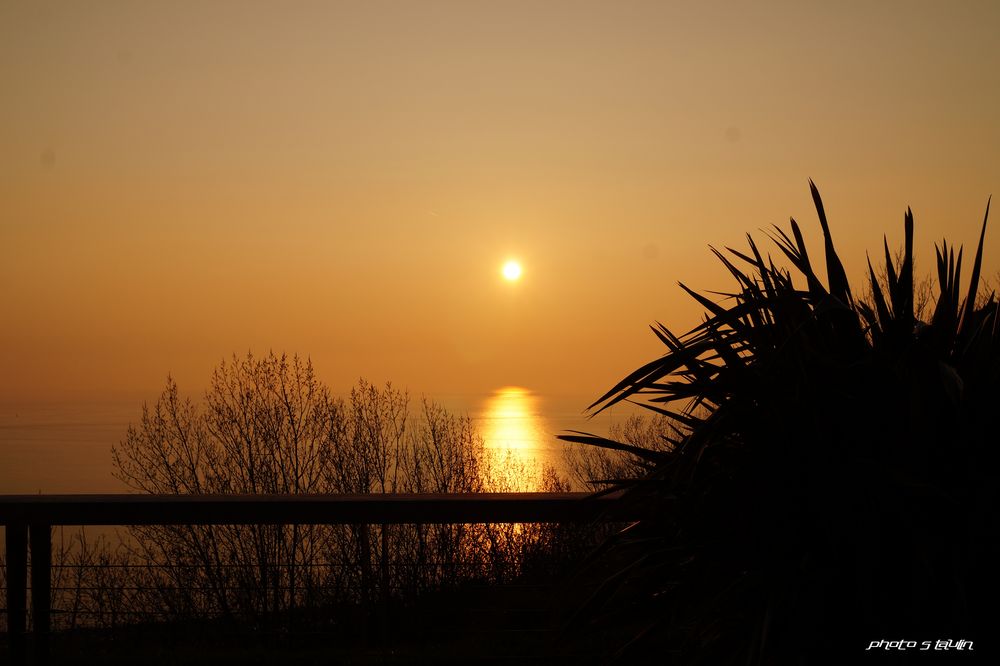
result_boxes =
[479,387,552,491]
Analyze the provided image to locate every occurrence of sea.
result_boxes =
[0,388,639,495]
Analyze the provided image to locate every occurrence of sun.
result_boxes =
[501,260,522,282]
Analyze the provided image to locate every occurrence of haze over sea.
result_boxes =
[0,389,636,494]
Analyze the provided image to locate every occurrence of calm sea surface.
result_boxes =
[0,389,638,494]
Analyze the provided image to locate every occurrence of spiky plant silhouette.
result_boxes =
[560,182,998,664]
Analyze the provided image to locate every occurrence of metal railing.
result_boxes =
[1,492,632,663]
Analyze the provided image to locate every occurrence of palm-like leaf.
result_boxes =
[559,184,998,664]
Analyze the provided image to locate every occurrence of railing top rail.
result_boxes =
[0,492,631,526]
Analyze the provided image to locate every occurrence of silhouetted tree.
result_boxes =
[561,184,998,664]
[112,352,570,625]
[114,352,340,619]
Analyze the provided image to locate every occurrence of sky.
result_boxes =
[2,0,998,404]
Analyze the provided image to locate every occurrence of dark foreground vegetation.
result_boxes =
[560,182,998,664]
[16,552,591,665]
[1,356,621,663]
[4,184,997,665]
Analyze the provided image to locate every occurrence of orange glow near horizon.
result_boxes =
[0,3,997,403]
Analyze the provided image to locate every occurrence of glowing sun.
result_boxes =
[501,260,523,282]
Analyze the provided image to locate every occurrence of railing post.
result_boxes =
[357,523,372,643]
[378,524,390,647]
[5,522,28,663]
[29,523,51,664]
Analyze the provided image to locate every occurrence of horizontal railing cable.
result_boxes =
[2,492,635,664]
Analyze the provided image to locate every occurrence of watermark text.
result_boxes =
[866,639,974,651]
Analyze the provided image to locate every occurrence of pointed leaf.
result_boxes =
[810,179,853,305]
[958,195,991,336]
[557,431,668,464]
[867,254,891,331]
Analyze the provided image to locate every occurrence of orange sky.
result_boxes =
[2,1,998,403]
